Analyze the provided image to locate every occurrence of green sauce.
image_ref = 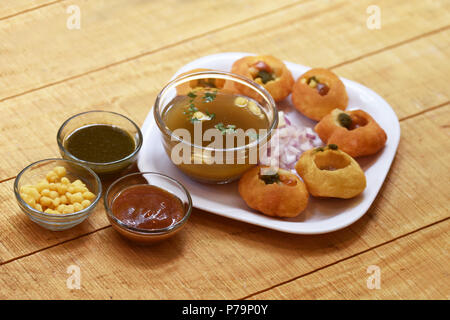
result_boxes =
[260,173,280,185]
[338,113,352,129]
[65,124,135,163]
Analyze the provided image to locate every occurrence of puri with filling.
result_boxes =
[231,55,294,102]
[238,165,309,218]
[314,108,387,157]
[292,68,348,121]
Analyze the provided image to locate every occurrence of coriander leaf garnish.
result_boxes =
[185,91,216,122]
[184,103,199,118]
[215,122,225,131]
[203,90,217,103]
[187,91,197,99]
[214,123,236,135]
[226,124,236,131]
[183,103,198,123]
[205,110,216,120]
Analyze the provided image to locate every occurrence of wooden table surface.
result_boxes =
[0,0,449,300]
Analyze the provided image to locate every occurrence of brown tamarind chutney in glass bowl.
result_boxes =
[104,172,192,243]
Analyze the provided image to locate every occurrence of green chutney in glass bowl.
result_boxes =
[57,110,143,177]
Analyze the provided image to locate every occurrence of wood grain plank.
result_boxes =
[0,108,448,298]
[0,0,299,100]
[0,30,448,180]
[1,0,449,300]
[0,1,62,20]
[1,0,449,103]
[333,31,450,118]
[248,219,450,299]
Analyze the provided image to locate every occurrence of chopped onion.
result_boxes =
[259,112,323,170]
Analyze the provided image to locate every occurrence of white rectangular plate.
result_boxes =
[137,52,400,234]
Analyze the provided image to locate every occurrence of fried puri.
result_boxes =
[295,145,366,199]
[238,166,309,218]
[176,68,226,95]
[314,109,387,158]
[292,68,348,121]
[231,55,294,102]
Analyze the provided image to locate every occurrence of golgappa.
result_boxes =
[314,108,387,157]
[238,165,309,218]
[295,145,366,199]
[231,55,294,102]
[292,68,348,121]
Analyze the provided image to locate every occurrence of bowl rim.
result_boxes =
[153,70,278,152]
[14,158,102,218]
[104,172,193,235]
[57,110,143,167]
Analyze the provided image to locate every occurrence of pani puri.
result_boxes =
[314,108,387,157]
[238,166,309,218]
[295,145,366,199]
[231,55,294,102]
[292,68,348,121]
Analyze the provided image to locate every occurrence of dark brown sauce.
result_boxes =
[307,76,329,96]
[112,185,185,230]
[316,82,330,96]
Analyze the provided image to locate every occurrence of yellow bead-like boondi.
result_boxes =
[20,166,95,214]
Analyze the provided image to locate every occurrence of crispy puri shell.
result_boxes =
[295,148,366,199]
[238,166,309,218]
[175,68,226,95]
[314,109,387,157]
[292,68,348,121]
[231,55,294,102]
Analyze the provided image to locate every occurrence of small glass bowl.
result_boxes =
[14,158,102,231]
[154,70,278,184]
[57,110,143,176]
[104,172,192,243]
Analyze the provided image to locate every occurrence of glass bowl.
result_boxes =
[57,110,143,176]
[104,172,192,243]
[14,158,102,231]
[153,70,278,184]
